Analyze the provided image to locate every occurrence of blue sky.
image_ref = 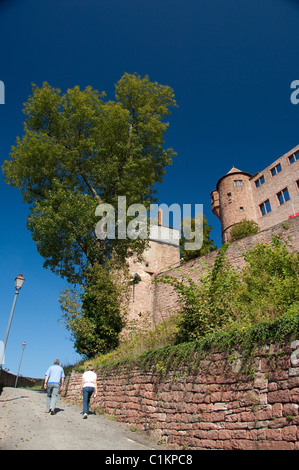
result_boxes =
[0,0,299,379]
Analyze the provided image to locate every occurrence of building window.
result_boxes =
[240,207,244,212]
[271,163,282,176]
[289,153,298,164]
[260,200,271,216]
[234,180,243,187]
[277,188,290,205]
[255,175,265,187]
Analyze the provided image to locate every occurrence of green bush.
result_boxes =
[157,236,299,343]
[230,219,259,241]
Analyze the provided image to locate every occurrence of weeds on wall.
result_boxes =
[75,307,299,376]
[74,235,299,375]
[157,235,299,345]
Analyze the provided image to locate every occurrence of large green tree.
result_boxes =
[2,73,177,283]
[2,73,177,356]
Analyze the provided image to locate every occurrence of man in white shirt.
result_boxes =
[80,364,97,419]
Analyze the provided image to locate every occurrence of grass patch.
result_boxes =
[76,315,178,371]
[73,307,299,376]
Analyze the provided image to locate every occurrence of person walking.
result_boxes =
[44,359,65,415]
[80,364,97,419]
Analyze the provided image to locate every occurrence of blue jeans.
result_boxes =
[46,384,60,411]
[83,387,94,414]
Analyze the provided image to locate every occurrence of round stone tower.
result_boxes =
[211,167,257,243]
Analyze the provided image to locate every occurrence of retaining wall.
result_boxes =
[0,369,43,389]
[64,339,299,450]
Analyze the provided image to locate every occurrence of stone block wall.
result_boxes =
[64,340,299,450]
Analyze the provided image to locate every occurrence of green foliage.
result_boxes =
[71,237,298,373]
[76,307,299,376]
[230,218,259,242]
[157,236,299,343]
[2,73,177,283]
[158,244,239,342]
[180,215,217,262]
[2,73,177,355]
[59,263,128,358]
[238,236,299,323]
[77,315,178,369]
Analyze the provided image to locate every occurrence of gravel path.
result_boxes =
[0,387,165,450]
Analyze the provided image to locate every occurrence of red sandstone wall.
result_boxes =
[64,340,299,450]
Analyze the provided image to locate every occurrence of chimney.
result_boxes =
[158,209,163,226]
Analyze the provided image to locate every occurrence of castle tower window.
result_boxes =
[234,180,243,187]
[277,188,290,205]
[260,199,271,216]
[240,207,244,212]
[271,163,282,176]
[289,153,298,164]
[255,175,265,187]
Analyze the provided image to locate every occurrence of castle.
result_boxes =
[211,144,299,243]
[127,144,299,332]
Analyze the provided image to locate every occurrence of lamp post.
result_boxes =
[15,342,26,388]
[0,274,25,368]
[130,273,141,338]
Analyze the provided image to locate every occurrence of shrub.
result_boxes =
[230,219,259,241]
[156,236,299,343]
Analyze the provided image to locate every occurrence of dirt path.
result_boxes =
[0,387,165,450]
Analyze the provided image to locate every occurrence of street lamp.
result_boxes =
[15,342,26,388]
[0,274,25,368]
[130,273,141,338]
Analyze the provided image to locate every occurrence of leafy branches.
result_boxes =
[2,73,177,356]
[2,73,177,283]
[59,263,129,358]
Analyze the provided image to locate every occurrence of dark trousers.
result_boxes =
[83,387,94,414]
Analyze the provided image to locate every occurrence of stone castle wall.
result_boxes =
[64,340,299,450]
[210,145,299,243]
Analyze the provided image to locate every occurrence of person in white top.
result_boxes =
[80,364,97,419]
